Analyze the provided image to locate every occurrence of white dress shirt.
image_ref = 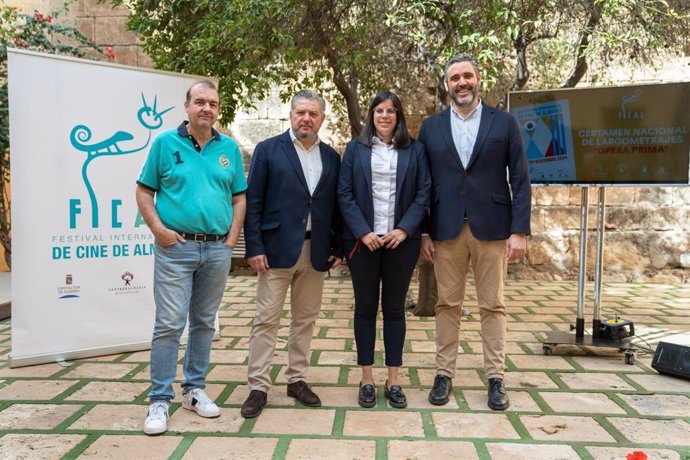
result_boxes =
[450,101,482,168]
[370,136,398,234]
[290,130,323,231]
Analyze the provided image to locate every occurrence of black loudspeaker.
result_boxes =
[651,342,690,380]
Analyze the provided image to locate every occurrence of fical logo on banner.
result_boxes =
[68,93,173,229]
[51,93,175,263]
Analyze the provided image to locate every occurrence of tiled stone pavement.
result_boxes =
[0,274,689,459]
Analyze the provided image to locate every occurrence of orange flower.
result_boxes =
[626,451,648,460]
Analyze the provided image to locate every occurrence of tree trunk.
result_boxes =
[498,33,530,110]
[413,256,437,316]
[331,65,363,138]
[562,0,603,88]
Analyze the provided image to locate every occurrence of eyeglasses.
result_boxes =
[373,107,397,116]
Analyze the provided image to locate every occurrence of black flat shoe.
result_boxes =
[384,380,407,408]
[358,382,376,408]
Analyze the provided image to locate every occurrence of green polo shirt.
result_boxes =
[137,122,247,235]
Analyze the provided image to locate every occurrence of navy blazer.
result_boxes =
[244,130,343,271]
[338,138,431,241]
[418,105,531,241]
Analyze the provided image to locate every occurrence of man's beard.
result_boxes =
[451,86,478,108]
[295,129,316,140]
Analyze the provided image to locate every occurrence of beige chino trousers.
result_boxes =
[433,221,508,379]
[247,242,325,392]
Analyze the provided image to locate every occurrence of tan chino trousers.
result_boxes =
[247,242,325,392]
[433,222,508,379]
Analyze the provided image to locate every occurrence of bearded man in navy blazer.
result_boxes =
[419,55,531,411]
[241,89,343,418]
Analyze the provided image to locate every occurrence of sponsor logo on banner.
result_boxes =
[57,274,80,299]
[108,271,147,296]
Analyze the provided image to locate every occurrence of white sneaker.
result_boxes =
[182,388,220,418]
[143,401,169,435]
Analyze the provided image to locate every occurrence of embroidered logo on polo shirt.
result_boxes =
[219,155,229,167]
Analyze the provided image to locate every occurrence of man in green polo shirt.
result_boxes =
[136,80,247,435]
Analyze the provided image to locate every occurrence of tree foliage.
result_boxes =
[0,2,103,267]
[388,0,690,108]
[119,0,689,134]
[120,0,419,137]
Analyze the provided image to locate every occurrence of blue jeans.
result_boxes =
[148,240,232,402]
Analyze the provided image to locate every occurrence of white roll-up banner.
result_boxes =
[8,49,211,367]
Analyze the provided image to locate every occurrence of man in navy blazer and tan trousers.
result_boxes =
[241,89,343,418]
[419,55,531,411]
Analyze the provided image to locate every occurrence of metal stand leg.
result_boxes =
[592,187,605,339]
[542,187,637,364]
[575,187,589,339]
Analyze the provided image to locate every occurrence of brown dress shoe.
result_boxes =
[287,381,321,407]
[240,390,267,418]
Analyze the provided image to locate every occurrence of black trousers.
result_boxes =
[345,238,420,366]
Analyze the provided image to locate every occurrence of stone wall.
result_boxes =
[8,0,690,282]
[10,0,151,67]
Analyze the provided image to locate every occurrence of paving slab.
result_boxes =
[343,410,425,437]
[1,276,689,459]
[61,362,140,379]
[0,434,86,460]
[387,440,479,459]
[556,372,636,391]
[432,412,520,439]
[486,442,580,460]
[539,391,627,414]
[462,389,541,412]
[585,446,682,460]
[0,403,83,430]
[607,417,690,446]
[252,408,336,435]
[520,414,616,442]
[78,434,182,459]
[68,404,148,431]
[183,437,279,460]
[0,379,78,400]
[285,439,376,460]
[618,393,690,417]
[65,381,150,402]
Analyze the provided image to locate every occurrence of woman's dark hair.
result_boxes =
[358,90,411,149]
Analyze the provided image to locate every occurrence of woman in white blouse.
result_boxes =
[338,90,431,409]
